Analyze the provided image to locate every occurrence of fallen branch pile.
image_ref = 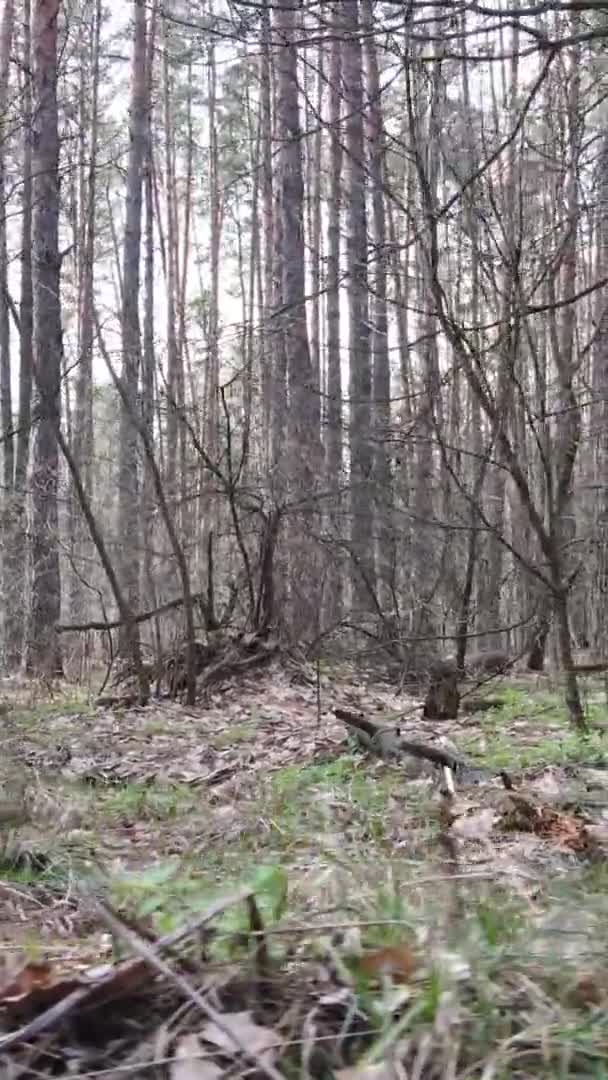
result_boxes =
[98,630,279,707]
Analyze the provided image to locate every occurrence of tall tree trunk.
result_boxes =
[141,0,157,623]
[270,62,287,480]
[162,10,179,498]
[324,5,343,625]
[6,0,33,667]
[0,0,14,497]
[201,15,221,602]
[592,131,608,664]
[408,47,442,660]
[118,0,147,648]
[0,0,14,662]
[177,55,193,541]
[479,28,519,648]
[343,0,375,610]
[71,0,101,622]
[27,0,63,676]
[274,0,322,638]
[362,0,393,609]
[309,25,323,439]
[260,0,273,466]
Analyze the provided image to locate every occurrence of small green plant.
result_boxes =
[100,781,198,822]
[475,898,524,946]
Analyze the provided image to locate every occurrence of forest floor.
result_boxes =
[2,662,608,1077]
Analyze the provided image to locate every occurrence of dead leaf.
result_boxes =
[201,1011,281,1064]
[502,794,588,850]
[358,945,417,983]
[0,961,54,1000]
[538,809,587,850]
[571,974,606,1007]
[171,1033,222,1080]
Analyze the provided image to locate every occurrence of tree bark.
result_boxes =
[71,0,101,623]
[118,0,148,650]
[274,0,322,638]
[362,0,393,609]
[6,0,33,667]
[26,0,63,677]
[343,0,375,610]
[324,4,343,625]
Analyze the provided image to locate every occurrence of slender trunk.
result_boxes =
[270,50,287,479]
[0,0,15,663]
[324,6,343,624]
[0,0,14,498]
[260,0,273,465]
[243,89,261,479]
[343,0,375,610]
[177,56,193,541]
[481,30,520,646]
[275,0,322,637]
[118,0,148,648]
[71,0,101,621]
[141,0,157,615]
[162,11,178,496]
[309,27,323,441]
[410,46,442,658]
[6,0,33,667]
[27,0,63,676]
[202,18,221,603]
[362,0,393,608]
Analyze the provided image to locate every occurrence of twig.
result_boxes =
[91,897,285,1080]
[57,590,211,634]
[0,887,253,1053]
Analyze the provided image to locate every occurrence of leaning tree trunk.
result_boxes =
[27,0,63,676]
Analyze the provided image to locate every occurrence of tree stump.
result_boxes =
[422,660,460,721]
